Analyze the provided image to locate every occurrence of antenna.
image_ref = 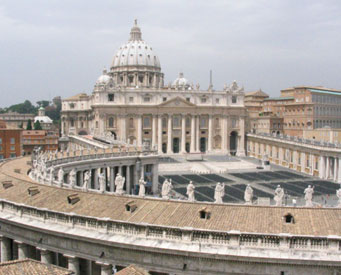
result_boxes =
[209,70,213,90]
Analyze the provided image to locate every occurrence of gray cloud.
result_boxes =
[0,0,340,107]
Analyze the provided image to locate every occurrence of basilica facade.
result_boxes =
[61,21,246,155]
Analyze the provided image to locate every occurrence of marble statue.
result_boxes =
[161,179,172,199]
[138,176,146,197]
[49,166,55,185]
[186,181,195,202]
[336,188,341,207]
[83,170,91,191]
[58,168,64,186]
[304,185,314,207]
[274,185,284,206]
[214,182,225,204]
[244,184,253,205]
[69,168,77,187]
[98,172,106,193]
[115,173,125,195]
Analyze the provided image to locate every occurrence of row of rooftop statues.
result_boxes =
[30,150,341,207]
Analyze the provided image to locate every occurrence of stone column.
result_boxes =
[319,156,325,179]
[208,115,213,152]
[152,115,157,149]
[38,248,52,264]
[152,163,158,194]
[221,116,227,153]
[190,115,195,153]
[301,153,306,172]
[167,115,172,154]
[181,115,186,153]
[134,164,139,194]
[0,235,11,262]
[326,157,330,179]
[79,171,84,187]
[110,167,115,192]
[337,158,341,183]
[15,241,28,260]
[64,254,80,275]
[237,117,245,156]
[126,165,131,194]
[157,115,162,154]
[310,154,314,175]
[334,157,338,181]
[96,262,112,275]
[137,115,142,147]
[196,115,200,152]
[121,116,126,142]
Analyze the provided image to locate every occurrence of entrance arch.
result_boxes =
[173,138,180,153]
[200,137,206,153]
[230,131,238,156]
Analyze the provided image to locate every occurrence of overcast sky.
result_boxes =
[0,0,341,107]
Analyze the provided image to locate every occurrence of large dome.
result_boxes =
[111,20,161,70]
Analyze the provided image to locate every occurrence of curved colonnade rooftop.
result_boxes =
[0,156,341,237]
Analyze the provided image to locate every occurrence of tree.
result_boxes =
[36,100,50,108]
[34,120,42,130]
[26,119,32,130]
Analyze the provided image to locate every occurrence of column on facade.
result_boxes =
[15,241,28,260]
[237,117,245,156]
[181,115,186,153]
[196,115,200,152]
[152,163,158,194]
[110,167,115,192]
[134,164,139,193]
[38,248,52,264]
[64,254,80,275]
[167,115,173,154]
[190,115,196,153]
[79,171,84,187]
[120,116,126,142]
[221,116,227,153]
[208,115,213,152]
[293,150,297,169]
[96,262,112,275]
[310,154,314,175]
[334,157,338,182]
[301,152,306,172]
[152,115,157,149]
[93,168,99,190]
[157,115,162,154]
[126,165,131,194]
[0,235,11,262]
[137,115,142,147]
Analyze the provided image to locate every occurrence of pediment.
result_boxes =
[159,96,196,108]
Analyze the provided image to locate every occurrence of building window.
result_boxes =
[163,97,167,102]
[232,96,237,104]
[129,97,134,102]
[215,98,219,104]
[10,138,15,144]
[162,118,167,128]
[138,75,144,83]
[186,118,191,128]
[144,97,151,102]
[143,117,151,128]
[108,94,114,102]
[10,153,16,158]
[129,118,134,128]
[0,138,2,144]
[10,146,15,151]
[0,155,3,159]
[201,97,207,103]
[200,117,207,128]
[186,97,190,102]
[173,116,180,128]
[108,117,115,128]
[69,103,75,109]
[70,119,74,127]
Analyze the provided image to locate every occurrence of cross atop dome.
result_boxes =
[129,19,142,41]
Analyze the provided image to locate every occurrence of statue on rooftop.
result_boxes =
[49,166,55,185]
[138,176,146,197]
[161,178,172,199]
[274,185,284,206]
[98,171,106,193]
[244,184,253,205]
[115,173,125,195]
[69,168,77,187]
[304,185,314,207]
[214,182,225,204]
[336,188,341,207]
[58,168,64,187]
[83,170,91,191]
[186,181,195,202]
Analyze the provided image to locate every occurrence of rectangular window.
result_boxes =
[163,97,167,102]
[200,118,207,128]
[129,97,134,102]
[10,138,15,144]
[10,146,15,151]
[173,116,180,128]
[10,153,16,158]
[232,96,237,103]
[201,97,207,103]
[0,138,2,144]
[108,94,114,102]
[143,117,151,128]
[215,98,219,104]
[144,97,151,102]
[186,97,190,102]
[0,155,3,159]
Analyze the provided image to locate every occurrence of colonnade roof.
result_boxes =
[1,157,341,237]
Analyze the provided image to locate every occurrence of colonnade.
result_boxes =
[123,114,245,156]
[248,135,341,183]
[0,235,113,275]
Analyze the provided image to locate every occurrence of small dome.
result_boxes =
[96,68,111,85]
[172,72,190,89]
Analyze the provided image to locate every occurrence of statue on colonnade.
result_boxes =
[186,181,195,202]
[244,184,253,205]
[115,173,125,195]
[274,185,284,206]
[138,176,146,197]
[304,185,314,207]
[83,170,92,191]
[161,179,172,199]
[214,182,225,204]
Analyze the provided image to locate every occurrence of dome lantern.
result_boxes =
[129,19,142,41]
